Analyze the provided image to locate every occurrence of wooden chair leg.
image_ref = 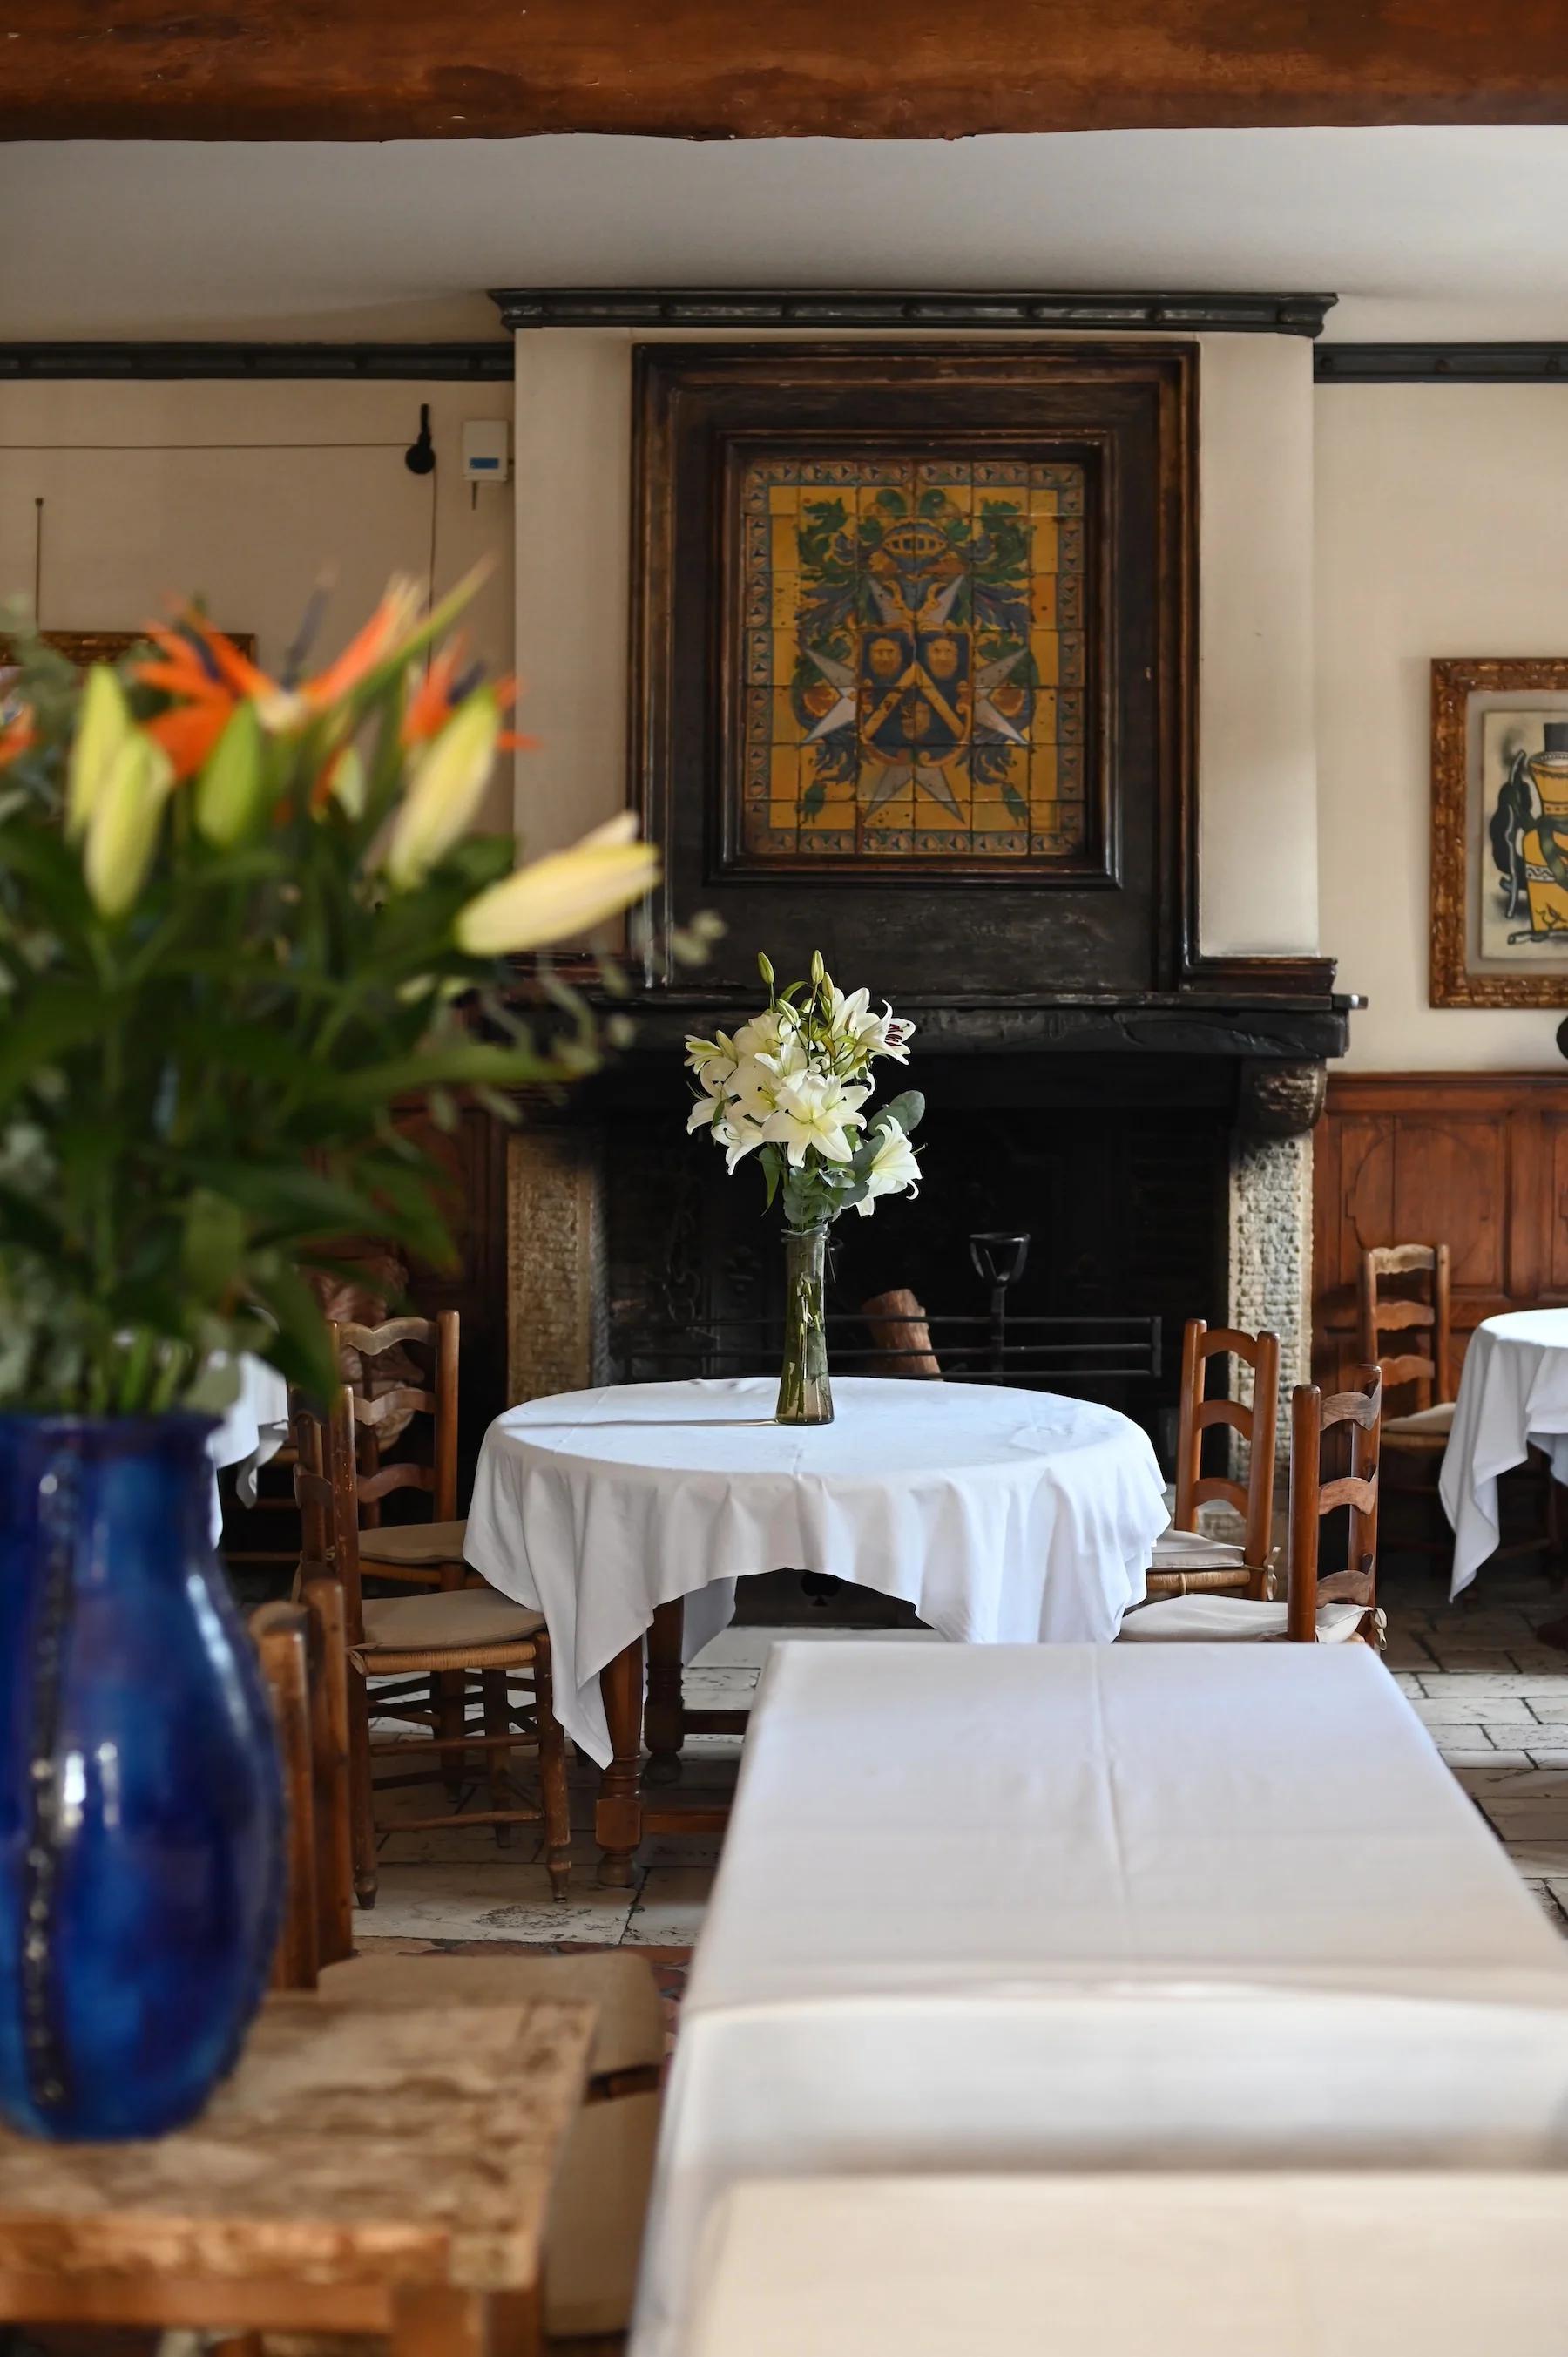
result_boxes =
[434,1668,468,1798]
[482,1670,515,1848]
[348,1661,379,1912]
[531,1634,572,1901]
[645,1595,686,1785]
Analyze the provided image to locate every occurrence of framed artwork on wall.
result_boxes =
[1431,656,1568,1006]
[631,341,1196,1000]
[0,628,256,681]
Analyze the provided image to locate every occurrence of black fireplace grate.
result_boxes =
[610,1311,1162,1389]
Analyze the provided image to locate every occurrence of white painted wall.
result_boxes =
[1315,383,1568,1070]
[0,377,516,829]
[1198,335,1319,956]
[510,328,1322,950]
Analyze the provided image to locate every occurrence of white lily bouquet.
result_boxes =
[685,952,923,1424]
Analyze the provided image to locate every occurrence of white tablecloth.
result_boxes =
[686,2175,1568,2357]
[206,1353,291,1544]
[463,1376,1169,1764]
[1440,1309,1568,1593]
[633,1642,1568,2356]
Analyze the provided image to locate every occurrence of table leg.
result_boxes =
[390,2285,537,2357]
[645,1595,686,1785]
[597,1636,645,1886]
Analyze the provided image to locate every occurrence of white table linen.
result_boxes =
[1440,1309,1568,1593]
[206,1353,291,1544]
[686,2175,1568,2357]
[463,1376,1169,1764]
[633,1642,1568,2357]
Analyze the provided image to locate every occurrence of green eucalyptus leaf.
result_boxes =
[875,1088,925,1139]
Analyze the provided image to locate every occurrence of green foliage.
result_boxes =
[0,600,645,1414]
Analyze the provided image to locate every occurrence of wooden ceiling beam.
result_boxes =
[3,0,1568,140]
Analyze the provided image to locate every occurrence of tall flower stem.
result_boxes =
[777,1223,833,1426]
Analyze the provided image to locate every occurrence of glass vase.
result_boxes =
[0,1412,283,2140]
[777,1224,834,1426]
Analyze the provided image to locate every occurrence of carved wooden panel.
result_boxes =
[1314,1072,1568,1392]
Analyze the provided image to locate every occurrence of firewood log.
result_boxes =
[860,1287,940,1378]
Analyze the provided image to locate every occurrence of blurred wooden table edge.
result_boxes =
[0,1994,598,2357]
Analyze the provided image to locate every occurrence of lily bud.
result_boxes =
[455,824,658,956]
[327,744,367,820]
[84,733,174,917]
[67,666,132,842]
[810,949,825,985]
[757,951,774,987]
[194,702,268,846]
[383,690,500,887]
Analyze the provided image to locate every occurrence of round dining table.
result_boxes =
[206,1352,292,1544]
[1440,1310,1568,1595]
[463,1374,1170,1873]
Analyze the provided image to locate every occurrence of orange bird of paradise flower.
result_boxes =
[0,704,37,770]
[136,586,530,780]
[401,638,537,755]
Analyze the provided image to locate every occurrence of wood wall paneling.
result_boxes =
[1314,1072,1568,1392]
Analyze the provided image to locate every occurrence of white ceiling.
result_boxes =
[4,128,1568,344]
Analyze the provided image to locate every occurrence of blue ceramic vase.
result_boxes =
[0,1413,282,2140]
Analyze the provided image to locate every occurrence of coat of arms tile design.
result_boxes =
[739,454,1086,866]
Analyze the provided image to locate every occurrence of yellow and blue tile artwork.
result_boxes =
[739,453,1086,865]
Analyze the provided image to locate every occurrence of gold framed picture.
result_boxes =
[1431,656,1568,1006]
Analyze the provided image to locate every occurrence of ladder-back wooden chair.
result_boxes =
[1121,1366,1382,1646]
[1360,1242,1453,1446]
[249,1581,666,2343]
[331,1309,466,1591]
[294,1392,571,1908]
[1146,1318,1280,1598]
[1358,1241,1451,1559]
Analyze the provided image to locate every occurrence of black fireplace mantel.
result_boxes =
[608,986,1355,1066]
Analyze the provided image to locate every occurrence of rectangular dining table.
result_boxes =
[632,1639,1568,2356]
[685,2173,1568,2357]
[0,1994,594,2357]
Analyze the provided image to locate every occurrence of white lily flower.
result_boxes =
[827,982,915,1066]
[722,1119,768,1173]
[767,1072,869,1168]
[730,1050,799,1125]
[854,1124,922,1216]
[684,1029,740,1098]
[732,1004,803,1065]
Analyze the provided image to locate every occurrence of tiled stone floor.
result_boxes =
[355,1562,1568,1950]
[1380,1555,1568,1934]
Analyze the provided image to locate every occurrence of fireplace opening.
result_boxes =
[601,1052,1235,1466]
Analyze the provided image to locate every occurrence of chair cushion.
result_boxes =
[319,1949,666,2077]
[1118,1595,1370,1643]
[1149,1525,1249,1573]
[359,1585,543,1650]
[358,1515,469,1568]
[1383,1400,1456,1445]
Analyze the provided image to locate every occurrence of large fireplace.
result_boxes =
[495,330,1348,1474]
[504,1032,1328,1480]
